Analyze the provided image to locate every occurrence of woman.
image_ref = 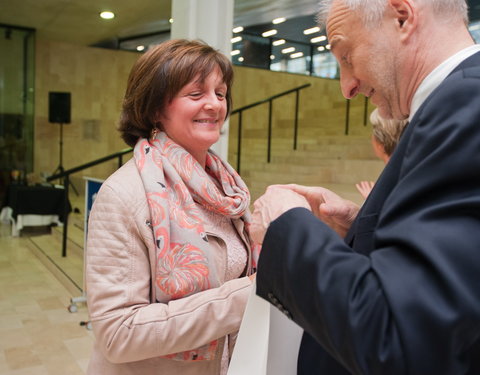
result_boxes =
[85,39,256,375]
[355,108,408,199]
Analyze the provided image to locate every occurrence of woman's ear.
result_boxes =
[154,110,165,125]
[388,0,417,40]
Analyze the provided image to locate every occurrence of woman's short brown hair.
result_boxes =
[118,39,234,147]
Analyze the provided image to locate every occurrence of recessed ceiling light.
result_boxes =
[169,18,174,24]
[281,47,295,54]
[303,26,320,35]
[231,49,241,56]
[231,36,242,43]
[238,57,244,62]
[100,11,115,20]
[273,39,286,46]
[272,17,286,24]
[311,35,327,43]
[262,29,277,37]
[291,52,304,59]
[233,26,244,33]
[136,45,145,51]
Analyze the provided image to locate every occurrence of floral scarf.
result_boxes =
[134,131,254,361]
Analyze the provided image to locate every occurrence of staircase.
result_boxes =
[229,100,385,206]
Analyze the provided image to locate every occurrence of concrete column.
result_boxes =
[171,0,234,161]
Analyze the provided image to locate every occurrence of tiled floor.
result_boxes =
[0,223,94,374]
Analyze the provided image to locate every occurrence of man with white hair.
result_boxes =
[252,0,480,373]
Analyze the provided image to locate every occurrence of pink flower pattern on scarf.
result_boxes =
[156,242,210,299]
[134,132,255,361]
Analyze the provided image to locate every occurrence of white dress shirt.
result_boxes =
[409,44,480,121]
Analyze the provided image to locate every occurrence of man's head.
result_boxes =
[317,0,468,29]
[317,0,471,120]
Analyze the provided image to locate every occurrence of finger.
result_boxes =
[277,184,308,195]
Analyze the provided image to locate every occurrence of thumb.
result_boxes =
[319,202,334,217]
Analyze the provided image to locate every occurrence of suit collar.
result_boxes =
[409,47,480,121]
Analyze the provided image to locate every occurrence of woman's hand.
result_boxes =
[250,187,310,244]
[355,181,375,199]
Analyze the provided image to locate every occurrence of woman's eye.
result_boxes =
[216,92,226,99]
[189,92,202,98]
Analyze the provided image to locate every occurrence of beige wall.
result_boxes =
[34,40,373,193]
[229,66,372,168]
[34,40,140,189]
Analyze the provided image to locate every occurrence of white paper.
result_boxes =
[266,303,304,374]
[228,281,270,374]
[228,281,304,375]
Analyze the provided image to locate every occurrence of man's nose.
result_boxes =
[340,70,360,99]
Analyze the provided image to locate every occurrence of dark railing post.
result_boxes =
[293,90,300,150]
[268,38,273,70]
[309,45,314,76]
[267,100,273,163]
[118,155,123,168]
[230,84,311,171]
[345,99,351,135]
[237,111,243,173]
[62,175,70,257]
[363,96,369,126]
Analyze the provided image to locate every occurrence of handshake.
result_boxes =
[250,184,360,244]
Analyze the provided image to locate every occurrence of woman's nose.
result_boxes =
[203,93,221,110]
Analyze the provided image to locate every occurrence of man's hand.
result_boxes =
[273,184,360,238]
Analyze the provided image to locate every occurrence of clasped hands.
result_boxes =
[250,184,360,244]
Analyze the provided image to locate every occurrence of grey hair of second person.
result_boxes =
[316,0,469,29]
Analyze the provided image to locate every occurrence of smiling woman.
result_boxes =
[85,39,258,375]
[158,66,228,167]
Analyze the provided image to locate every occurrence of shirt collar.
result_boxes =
[409,44,480,121]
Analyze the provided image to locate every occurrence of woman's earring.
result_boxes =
[150,127,158,141]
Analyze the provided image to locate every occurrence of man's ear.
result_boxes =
[388,0,417,39]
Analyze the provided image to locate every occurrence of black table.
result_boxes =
[0,183,71,236]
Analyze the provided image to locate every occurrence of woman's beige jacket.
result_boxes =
[85,159,253,375]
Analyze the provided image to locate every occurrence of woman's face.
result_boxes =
[159,66,227,165]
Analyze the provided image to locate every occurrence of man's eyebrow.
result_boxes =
[329,37,339,52]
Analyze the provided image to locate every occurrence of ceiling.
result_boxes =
[1,0,480,48]
[0,0,320,47]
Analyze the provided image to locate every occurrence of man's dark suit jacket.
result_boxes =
[256,51,480,374]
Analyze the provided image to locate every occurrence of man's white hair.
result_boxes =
[316,0,469,29]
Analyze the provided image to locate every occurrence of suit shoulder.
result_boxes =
[463,65,480,79]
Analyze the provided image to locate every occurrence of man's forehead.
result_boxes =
[325,0,349,35]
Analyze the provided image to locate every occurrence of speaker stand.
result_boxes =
[52,122,78,196]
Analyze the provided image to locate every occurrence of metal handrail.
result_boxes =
[46,147,133,257]
[231,83,311,173]
[45,87,367,257]
[47,147,133,182]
